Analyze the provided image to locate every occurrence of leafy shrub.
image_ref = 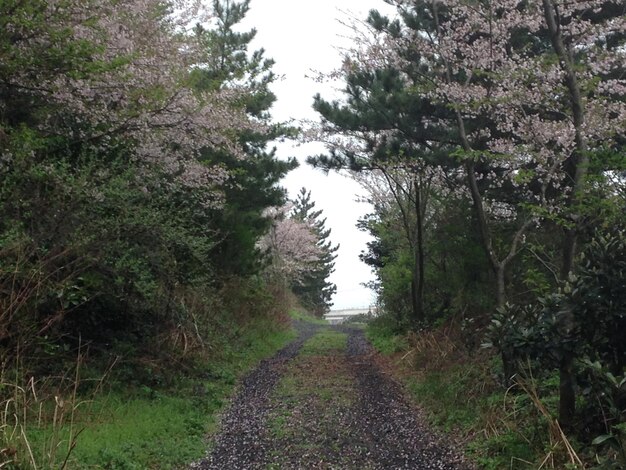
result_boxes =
[487,228,626,456]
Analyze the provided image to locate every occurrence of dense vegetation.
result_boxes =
[311,0,625,467]
[2,0,624,468]
[0,0,335,467]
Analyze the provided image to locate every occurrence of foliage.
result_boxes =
[0,0,317,467]
[486,228,626,452]
[310,0,625,463]
[1,302,295,469]
[257,191,338,314]
[367,321,588,469]
[290,188,339,315]
[191,0,298,277]
[365,315,410,354]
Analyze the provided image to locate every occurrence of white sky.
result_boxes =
[241,0,396,310]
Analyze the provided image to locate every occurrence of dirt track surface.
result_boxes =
[191,322,470,470]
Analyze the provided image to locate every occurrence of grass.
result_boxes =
[365,317,409,355]
[404,366,538,469]
[288,309,328,325]
[365,317,577,470]
[268,410,293,439]
[26,395,209,469]
[300,329,347,356]
[266,325,358,467]
[2,317,297,469]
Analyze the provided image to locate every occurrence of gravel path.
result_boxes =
[344,326,468,469]
[192,322,471,470]
[191,321,321,469]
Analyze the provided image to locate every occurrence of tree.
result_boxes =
[257,205,322,284]
[309,48,457,325]
[290,188,339,315]
[0,0,292,358]
[309,0,625,430]
[190,0,298,276]
[389,0,625,427]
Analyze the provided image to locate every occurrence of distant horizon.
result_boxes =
[327,306,377,313]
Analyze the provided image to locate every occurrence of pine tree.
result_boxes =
[290,188,339,316]
[191,0,298,276]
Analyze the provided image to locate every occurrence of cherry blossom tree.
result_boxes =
[312,0,624,309]
[310,0,624,428]
[387,0,625,424]
[257,206,322,284]
[1,0,264,199]
[0,0,285,357]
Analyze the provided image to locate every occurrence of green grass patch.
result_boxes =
[300,329,347,356]
[288,309,328,325]
[25,394,212,469]
[365,317,409,354]
[268,409,294,439]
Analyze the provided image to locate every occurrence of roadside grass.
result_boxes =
[288,309,328,325]
[2,316,296,469]
[366,316,575,470]
[26,394,211,469]
[365,317,409,355]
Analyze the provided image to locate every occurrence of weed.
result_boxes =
[0,341,93,469]
[366,321,590,469]
[366,317,409,355]
[1,315,295,469]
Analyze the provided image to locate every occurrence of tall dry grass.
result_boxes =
[0,339,111,470]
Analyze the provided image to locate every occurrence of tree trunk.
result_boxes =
[435,0,510,309]
[495,264,506,309]
[561,226,578,280]
[414,179,425,324]
[410,275,420,327]
[464,161,505,306]
[501,350,516,387]
[379,170,425,326]
[542,0,589,429]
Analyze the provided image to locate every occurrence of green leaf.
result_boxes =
[592,434,615,446]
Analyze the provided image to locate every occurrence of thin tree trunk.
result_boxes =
[410,276,420,327]
[432,0,537,311]
[559,352,576,429]
[433,0,504,306]
[495,264,506,310]
[464,161,504,306]
[542,0,589,429]
[414,179,425,323]
[380,169,425,326]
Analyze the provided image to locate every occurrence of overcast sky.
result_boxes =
[240,0,396,310]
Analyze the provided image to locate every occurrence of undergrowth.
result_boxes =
[288,309,328,326]
[366,315,599,469]
[1,282,298,469]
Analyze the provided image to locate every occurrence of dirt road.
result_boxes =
[192,321,470,470]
